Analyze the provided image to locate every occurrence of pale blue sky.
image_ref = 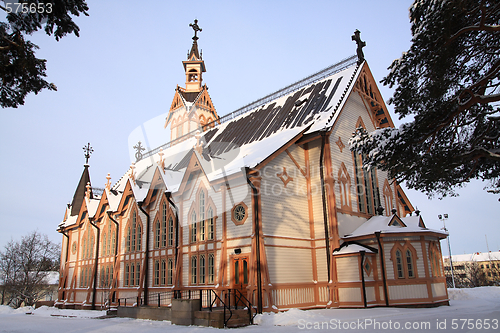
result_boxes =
[0,0,498,255]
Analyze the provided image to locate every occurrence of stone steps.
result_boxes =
[194,308,252,328]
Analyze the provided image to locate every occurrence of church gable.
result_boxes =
[93,190,110,222]
[116,181,134,214]
[165,89,187,128]
[176,152,204,197]
[142,167,167,209]
[193,87,217,121]
[352,63,395,129]
[171,89,186,111]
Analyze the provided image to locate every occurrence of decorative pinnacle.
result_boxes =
[130,162,136,184]
[189,19,202,40]
[105,173,111,190]
[83,142,93,164]
[85,182,91,199]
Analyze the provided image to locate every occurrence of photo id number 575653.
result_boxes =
[5,2,53,14]
[451,319,498,330]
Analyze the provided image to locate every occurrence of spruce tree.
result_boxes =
[1,0,89,108]
[350,0,500,198]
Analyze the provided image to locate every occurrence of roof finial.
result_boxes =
[83,142,93,165]
[194,130,203,154]
[189,19,202,41]
[85,182,91,200]
[130,162,136,185]
[351,29,366,65]
[105,173,111,190]
[158,148,165,174]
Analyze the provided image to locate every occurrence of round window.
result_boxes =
[72,242,77,254]
[233,204,246,222]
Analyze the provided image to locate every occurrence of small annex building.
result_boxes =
[56,22,449,312]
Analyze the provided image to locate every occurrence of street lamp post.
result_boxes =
[439,214,456,288]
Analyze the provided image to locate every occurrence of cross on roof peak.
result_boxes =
[351,29,366,65]
[83,143,93,165]
[189,19,202,40]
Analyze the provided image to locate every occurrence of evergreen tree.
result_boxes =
[0,0,89,108]
[350,0,499,198]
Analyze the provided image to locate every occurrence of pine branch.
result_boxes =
[447,1,500,45]
[461,146,500,161]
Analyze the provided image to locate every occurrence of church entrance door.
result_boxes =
[231,255,249,307]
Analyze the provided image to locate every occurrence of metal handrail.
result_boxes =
[115,288,255,327]
[208,289,232,327]
[232,289,255,325]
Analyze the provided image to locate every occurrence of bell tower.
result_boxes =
[164,20,219,143]
[183,19,205,92]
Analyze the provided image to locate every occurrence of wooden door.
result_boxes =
[232,255,249,306]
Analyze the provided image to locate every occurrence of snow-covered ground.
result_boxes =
[1,287,499,332]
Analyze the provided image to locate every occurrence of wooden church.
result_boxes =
[56,22,449,312]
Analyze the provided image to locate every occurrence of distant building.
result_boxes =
[1,271,58,307]
[443,252,500,287]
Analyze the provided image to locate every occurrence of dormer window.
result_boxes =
[388,218,405,227]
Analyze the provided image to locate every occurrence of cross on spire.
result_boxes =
[83,142,93,164]
[351,29,366,65]
[189,19,202,40]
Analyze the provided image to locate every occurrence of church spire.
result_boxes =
[183,19,206,92]
[164,20,219,142]
[70,143,93,216]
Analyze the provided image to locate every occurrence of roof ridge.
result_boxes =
[142,56,357,160]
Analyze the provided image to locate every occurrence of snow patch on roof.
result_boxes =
[106,190,122,212]
[86,198,100,218]
[447,252,500,263]
[333,244,375,255]
[59,214,77,228]
[108,62,361,205]
[344,215,446,239]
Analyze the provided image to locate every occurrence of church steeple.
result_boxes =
[183,19,206,92]
[164,20,219,142]
[70,143,93,216]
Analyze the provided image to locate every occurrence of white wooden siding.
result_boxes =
[337,213,366,239]
[316,248,328,281]
[432,282,447,298]
[388,284,428,300]
[365,286,376,303]
[329,93,395,219]
[266,247,313,284]
[339,287,362,303]
[272,287,315,306]
[261,149,310,239]
[336,256,360,282]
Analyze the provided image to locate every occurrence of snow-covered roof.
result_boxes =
[112,62,362,194]
[86,198,100,218]
[332,243,376,255]
[58,214,77,228]
[343,215,447,239]
[446,252,500,263]
[106,190,122,212]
